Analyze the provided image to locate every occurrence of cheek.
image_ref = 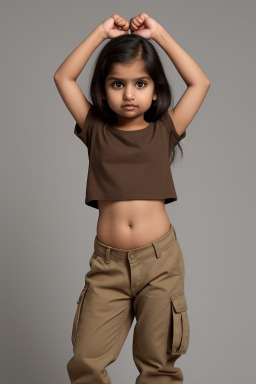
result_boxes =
[106,89,117,100]
[141,90,154,102]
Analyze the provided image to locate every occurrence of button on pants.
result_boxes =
[67,223,190,383]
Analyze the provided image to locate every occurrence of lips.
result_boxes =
[122,105,137,110]
[123,104,137,107]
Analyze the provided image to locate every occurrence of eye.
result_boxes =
[112,81,123,88]
[137,81,147,88]
[111,81,147,89]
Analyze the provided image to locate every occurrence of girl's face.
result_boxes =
[103,60,157,125]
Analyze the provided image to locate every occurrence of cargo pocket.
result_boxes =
[167,293,190,355]
[71,284,89,347]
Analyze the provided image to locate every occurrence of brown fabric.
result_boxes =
[67,222,190,383]
[74,105,186,209]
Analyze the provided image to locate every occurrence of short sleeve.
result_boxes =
[74,104,96,147]
[161,110,186,151]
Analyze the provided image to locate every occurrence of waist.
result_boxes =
[96,199,171,249]
[94,222,177,262]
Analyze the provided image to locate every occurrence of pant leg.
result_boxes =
[66,251,134,384]
[132,226,190,384]
[67,224,190,383]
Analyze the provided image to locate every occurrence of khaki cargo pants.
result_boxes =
[67,223,190,383]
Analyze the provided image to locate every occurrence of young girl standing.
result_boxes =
[54,13,210,384]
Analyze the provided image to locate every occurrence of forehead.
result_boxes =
[107,60,150,79]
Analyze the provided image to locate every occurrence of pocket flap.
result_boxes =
[171,293,187,312]
[72,284,89,347]
[167,293,190,355]
[77,285,88,304]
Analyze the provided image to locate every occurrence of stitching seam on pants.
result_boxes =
[112,307,130,360]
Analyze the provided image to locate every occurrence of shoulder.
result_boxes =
[74,104,105,148]
[168,109,187,139]
[161,109,186,142]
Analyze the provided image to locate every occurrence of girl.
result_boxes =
[54,13,210,384]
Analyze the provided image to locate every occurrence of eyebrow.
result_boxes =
[107,76,151,81]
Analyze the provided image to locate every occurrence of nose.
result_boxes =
[123,85,135,100]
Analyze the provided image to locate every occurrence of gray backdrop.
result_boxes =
[1,0,255,383]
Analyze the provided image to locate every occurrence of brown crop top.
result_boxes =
[74,105,186,209]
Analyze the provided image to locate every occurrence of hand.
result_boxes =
[129,13,161,40]
[101,14,130,39]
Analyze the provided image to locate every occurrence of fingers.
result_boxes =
[130,13,149,30]
[112,14,129,30]
[110,13,150,33]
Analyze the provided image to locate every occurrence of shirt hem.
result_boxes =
[85,195,178,209]
[86,193,177,200]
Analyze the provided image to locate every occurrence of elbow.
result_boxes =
[53,72,60,81]
[200,79,210,90]
[200,75,210,87]
[53,70,64,82]
[190,78,210,88]
[205,78,210,87]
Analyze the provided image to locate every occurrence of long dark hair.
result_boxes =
[89,34,184,165]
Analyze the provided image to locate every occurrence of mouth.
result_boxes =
[122,104,137,109]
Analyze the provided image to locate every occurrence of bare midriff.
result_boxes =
[97,199,171,249]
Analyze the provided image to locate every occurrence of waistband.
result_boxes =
[94,223,177,263]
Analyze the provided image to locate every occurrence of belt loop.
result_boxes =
[105,246,111,264]
[152,242,161,259]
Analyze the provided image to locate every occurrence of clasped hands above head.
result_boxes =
[100,13,162,40]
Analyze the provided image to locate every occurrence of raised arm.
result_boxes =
[53,16,130,130]
[130,13,210,137]
[53,25,107,129]
[153,25,210,137]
